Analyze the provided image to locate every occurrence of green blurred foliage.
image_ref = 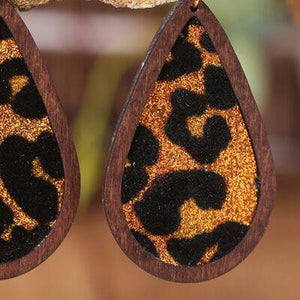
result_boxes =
[72,56,137,211]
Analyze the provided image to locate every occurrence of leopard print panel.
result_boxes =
[121,17,259,266]
[0,18,64,262]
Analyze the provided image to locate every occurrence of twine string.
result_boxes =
[9,0,177,11]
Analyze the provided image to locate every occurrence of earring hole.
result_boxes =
[190,0,199,12]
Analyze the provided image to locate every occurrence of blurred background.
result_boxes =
[0,0,299,298]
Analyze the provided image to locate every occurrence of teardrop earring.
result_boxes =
[0,1,79,279]
[103,0,275,282]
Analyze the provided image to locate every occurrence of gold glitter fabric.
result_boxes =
[122,17,259,266]
[0,17,64,262]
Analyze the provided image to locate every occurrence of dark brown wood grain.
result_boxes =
[0,0,80,279]
[102,0,276,282]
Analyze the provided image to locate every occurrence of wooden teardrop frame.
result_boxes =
[0,0,80,279]
[103,0,276,282]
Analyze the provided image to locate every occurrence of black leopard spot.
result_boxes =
[178,17,202,36]
[12,80,47,119]
[165,89,232,164]
[167,222,248,266]
[122,125,159,204]
[0,225,51,263]
[128,125,159,166]
[204,65,237,110]
[122,166,149,204]
[134,170,226,235]
[131,230,158,257]
[0,58,46,119]
[0,58,30,105]
[0,200,14,235]
[200,32,216,53]
[158,18,202,82]
[0,18,12,40]
[34,132,64,179]
[0,133,62,224]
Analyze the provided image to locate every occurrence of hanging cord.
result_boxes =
[10,0,299,22]
[9,0,176,11]
[102,0,175,9]
[9,0,51,10]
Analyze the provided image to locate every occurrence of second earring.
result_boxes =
[103,0,275,282]
[0,1,79,279]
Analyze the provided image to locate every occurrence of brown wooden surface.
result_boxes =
[0,0,80,279]
[103,0,276,282]
[109,65,138,130]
